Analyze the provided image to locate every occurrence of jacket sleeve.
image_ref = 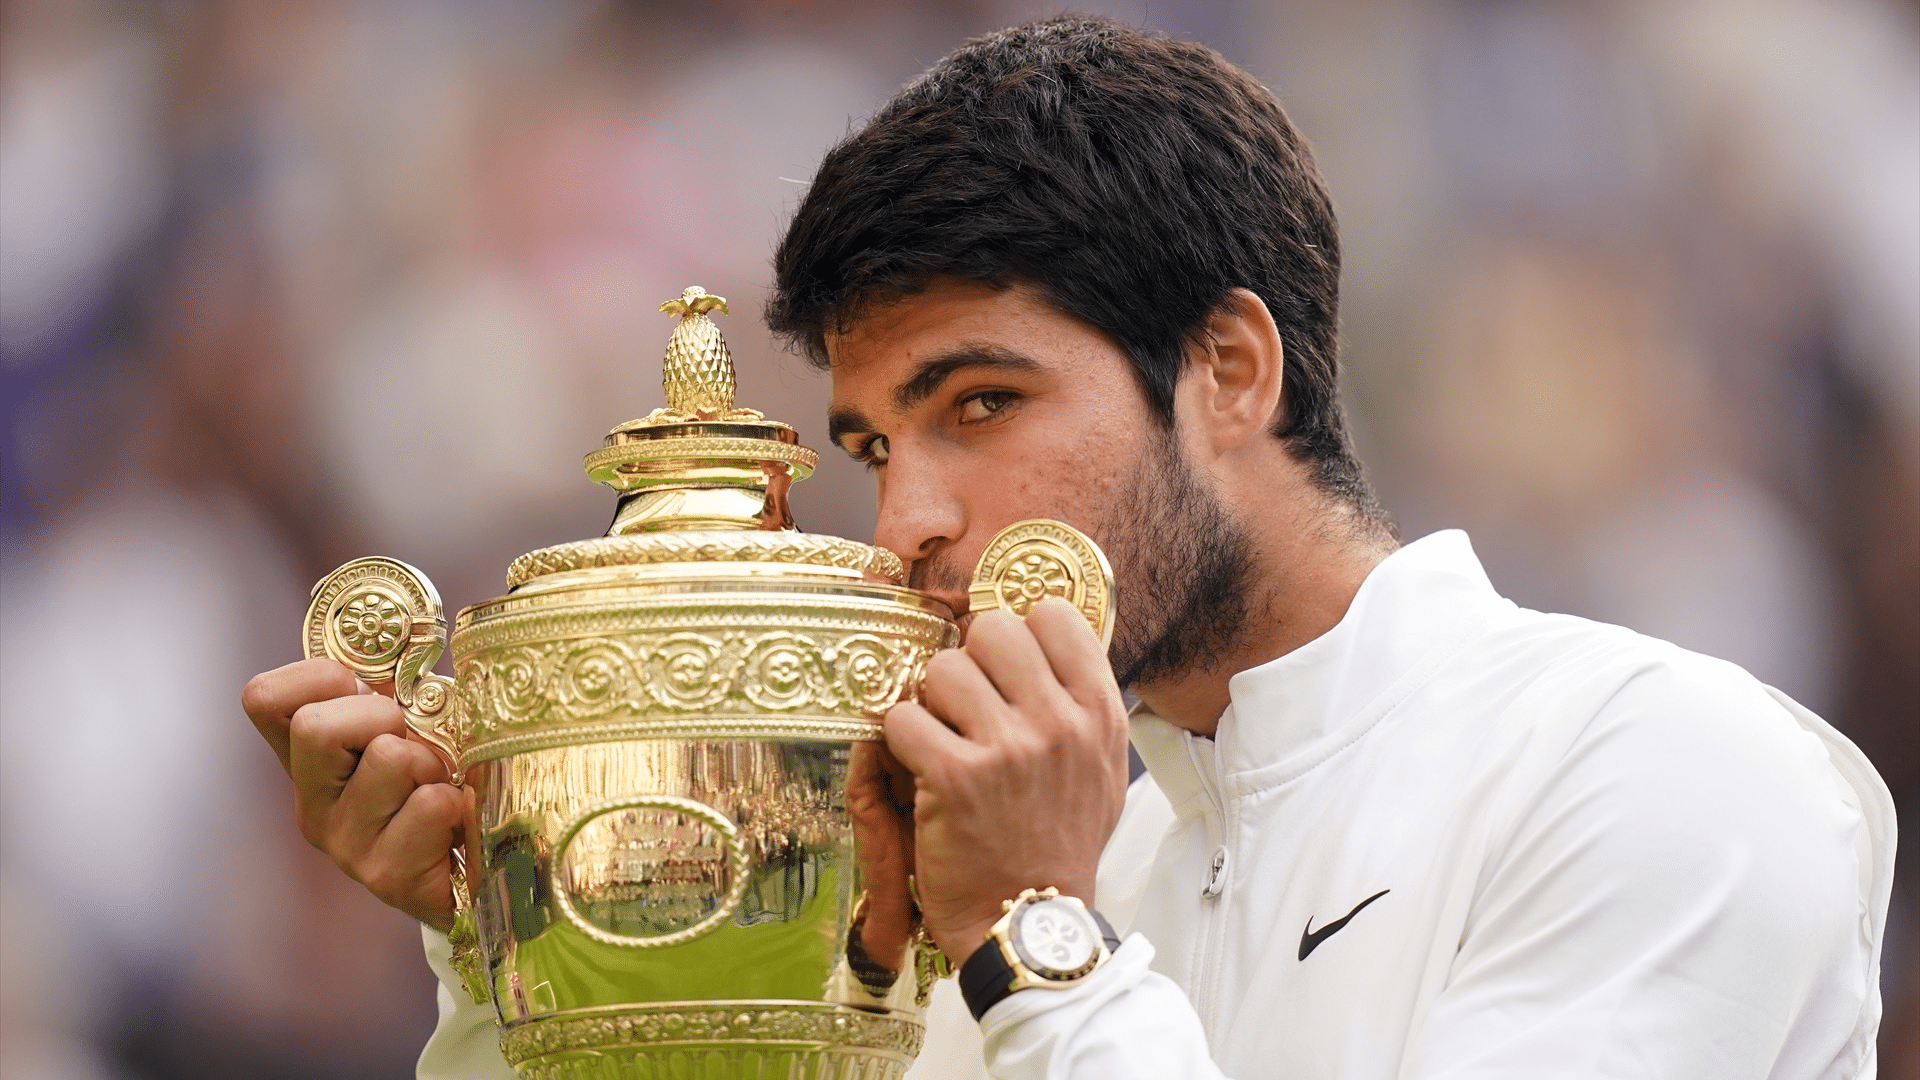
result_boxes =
[1399,667,1884,1078]
[977,668,1885,1080]
[978,935,1229,1080]
[416,925,518,1080]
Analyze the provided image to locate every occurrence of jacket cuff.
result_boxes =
[416,924,517,1080]
[977,935,1152,1055]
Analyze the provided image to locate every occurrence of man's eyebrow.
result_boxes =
[892,346,1043,411]
[826,406,875,447]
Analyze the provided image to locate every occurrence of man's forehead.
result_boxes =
[823,280,1025,364]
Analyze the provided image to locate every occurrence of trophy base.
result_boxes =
[499,1001,924,1080]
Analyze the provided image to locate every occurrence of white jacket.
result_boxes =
[419,531,1893,1079]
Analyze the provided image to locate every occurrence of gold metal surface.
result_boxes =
[506,532,903,589]
[299,288,1113,1077]
[968,518,1116,646]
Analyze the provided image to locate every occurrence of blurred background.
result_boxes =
[0,0,1913,1076]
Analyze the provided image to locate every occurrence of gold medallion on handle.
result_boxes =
[302,556,461,767]
[968,518,1116,647]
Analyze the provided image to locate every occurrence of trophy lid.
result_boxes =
[507,288,903,588]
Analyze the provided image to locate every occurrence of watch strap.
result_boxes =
[958,906,1122,1021]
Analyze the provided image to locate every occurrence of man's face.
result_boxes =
[825,279,1254,685]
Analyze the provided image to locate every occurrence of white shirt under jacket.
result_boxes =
[417,530,1894,1080]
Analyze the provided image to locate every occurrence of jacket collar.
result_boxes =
[1130,530,1511,816]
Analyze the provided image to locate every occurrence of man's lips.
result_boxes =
[903,557,974,636]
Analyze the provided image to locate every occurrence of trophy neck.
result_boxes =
[607,482,790,534]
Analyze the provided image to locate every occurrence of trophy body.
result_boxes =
[302,290,1111,1078]
[452,563,956,1077]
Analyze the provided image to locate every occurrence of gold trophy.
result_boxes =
[301,288,1113,1078]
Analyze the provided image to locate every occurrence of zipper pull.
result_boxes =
[1202,845,1230,898]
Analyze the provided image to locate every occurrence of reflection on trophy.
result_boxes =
[301,288,1113,1078]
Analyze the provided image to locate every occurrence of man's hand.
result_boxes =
[883,596,1131,966]
[242,657,465,932]
[845,741,918,979]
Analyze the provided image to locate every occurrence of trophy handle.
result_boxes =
[303,556,463,775]
[304,556,488,1003]
[968,519,1116,646]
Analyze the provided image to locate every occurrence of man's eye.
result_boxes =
[860,435,890,467]
[958,392,1017,423]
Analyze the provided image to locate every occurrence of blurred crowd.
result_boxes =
[1,0,1913,1077]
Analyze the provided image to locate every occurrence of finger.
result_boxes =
[883,699,976,782]
[288,693,411,815]
[848,742,915,814]
[242,658,361,774]
[876,742,917,813]
[332,732,451,862]
[358,678,400,701]
[963,608,1061,709]
[359,782,465,931]
[920,647,1013,742]
[1025,596,1123,710]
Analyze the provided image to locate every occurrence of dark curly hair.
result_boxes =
[767,15,1385,522]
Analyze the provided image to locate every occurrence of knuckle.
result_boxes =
[294,806,328,852]
[286,701,330,745]
[998,736,1042,770]
[359,863,403,905]
[361,732,409,772]
[239,671,276,718]
[413,782,466,824]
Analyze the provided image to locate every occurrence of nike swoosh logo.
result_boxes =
[1298,889,1390,960]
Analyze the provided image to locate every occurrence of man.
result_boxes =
[243,17,1892,1079]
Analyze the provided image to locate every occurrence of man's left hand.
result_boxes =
[882,595,1131,966]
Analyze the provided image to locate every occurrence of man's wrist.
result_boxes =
[930,876,1098,963]
[934,916,998,970]
[956,888,1120,1021]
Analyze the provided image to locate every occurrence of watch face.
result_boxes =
[1009,899,1100,979]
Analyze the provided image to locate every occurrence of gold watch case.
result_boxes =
[987,887,1113,988]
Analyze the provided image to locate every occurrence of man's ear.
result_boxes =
[1176,287,1285,456]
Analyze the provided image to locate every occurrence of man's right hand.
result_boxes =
[242,657,464,932]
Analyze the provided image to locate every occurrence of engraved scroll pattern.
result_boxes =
[451,627,940,758]
[498,1002,923,1075]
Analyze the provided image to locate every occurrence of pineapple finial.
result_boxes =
[656,287,760,421]
[659,285,728,319]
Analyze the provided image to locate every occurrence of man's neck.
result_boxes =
[1132,497,1394,737]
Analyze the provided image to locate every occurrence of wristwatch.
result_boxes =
[958,887,1122,1020]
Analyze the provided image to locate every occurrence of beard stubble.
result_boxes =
[906,429,1256,691]
[1102,430,1257,689]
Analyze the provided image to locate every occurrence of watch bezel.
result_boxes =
[1005,894,1105,981]
[960,887,1120,1021]
[987,887,1113,992]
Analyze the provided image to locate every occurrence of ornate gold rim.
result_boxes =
[457,714,885,767]
[507,532,904,588]
[497,1000,924,1064]
[452,595,955,655]
[584,437,819,478]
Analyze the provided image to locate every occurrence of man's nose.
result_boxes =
[871,443,966,567]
